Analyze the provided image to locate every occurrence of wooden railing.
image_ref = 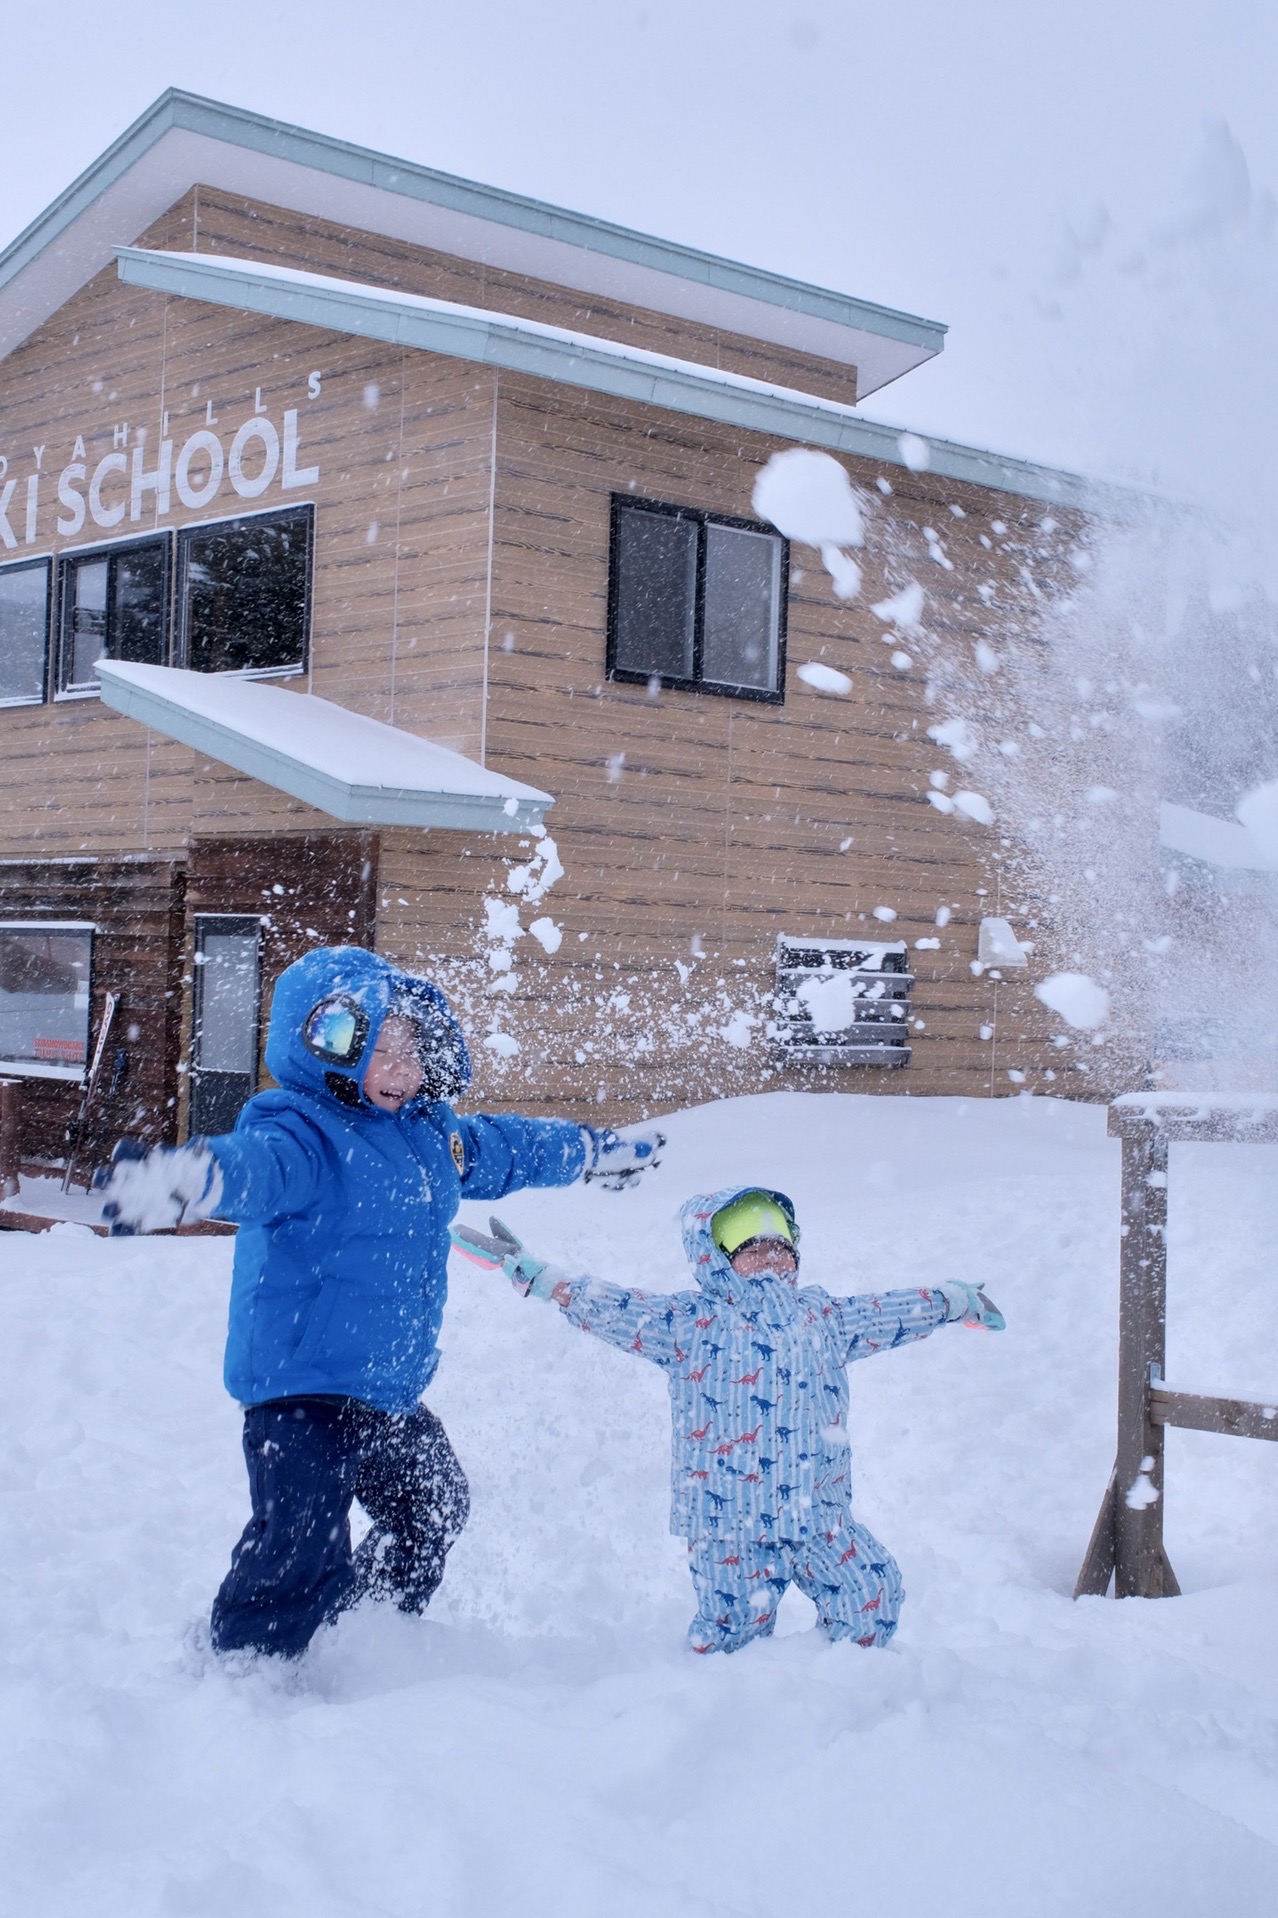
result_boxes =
[1074,1094,1278,1600]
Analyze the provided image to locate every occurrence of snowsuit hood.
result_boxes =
[206,947,583,1413]
[680,1186,801,1308]
[264,945,471,1111]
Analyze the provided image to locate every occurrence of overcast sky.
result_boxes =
[3,0,1275,484]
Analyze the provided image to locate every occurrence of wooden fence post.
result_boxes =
[1113,1125,1179,1596]
[0,1079,19,1201]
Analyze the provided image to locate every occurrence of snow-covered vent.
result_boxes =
[771,936,913,1068]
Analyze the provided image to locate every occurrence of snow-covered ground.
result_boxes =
[1,1091,1275,1916]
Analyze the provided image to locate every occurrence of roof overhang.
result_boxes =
[95,661,552,833]
[0,89,944,399]
[117,247,1103,510]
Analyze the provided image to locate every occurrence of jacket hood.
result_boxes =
[679,1185,800,1304]
[263,945,471,1112]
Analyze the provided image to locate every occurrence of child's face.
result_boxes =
[728,1238,798,1279]
[362,1013,425,1111]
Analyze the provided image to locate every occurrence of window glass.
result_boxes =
[0,560,50,706]
[58,537,170,693]
[608,495,786,700]
[191,916,262,1135]
[702,523,781,692]
[611,506,697,681]
[0,925,93,1079]
[179,506,312,675]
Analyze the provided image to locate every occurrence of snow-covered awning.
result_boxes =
[95,661,552,833]
[1159,800,1278,873]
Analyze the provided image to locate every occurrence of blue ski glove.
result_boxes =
[94,1137,223,1235]
[580,1125,665,1190]
[938,1281,1006,1331]
[448,1215,566,1300]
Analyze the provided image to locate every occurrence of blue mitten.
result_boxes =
[938,1281,1006,1331]
[581,1125,665,1190]
[448,1216,563,1299]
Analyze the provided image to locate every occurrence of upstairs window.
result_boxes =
[607,496,787,701]
[772,936,913,1068]
[56,535,170,696]
[0,558,51,707]
[177,505,313,677]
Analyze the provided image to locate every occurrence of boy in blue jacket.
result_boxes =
[98,945,662,1659]
[453,1185,1003,1654]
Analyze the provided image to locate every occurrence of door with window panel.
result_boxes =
[190,916,262,1136]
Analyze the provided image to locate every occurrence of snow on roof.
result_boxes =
[0,90,943,398]
[1158,800,1278,873]
[95,661,552,833]
[115,247,1105,510]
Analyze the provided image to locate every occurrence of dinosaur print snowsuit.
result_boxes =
[555,1185,947,1653]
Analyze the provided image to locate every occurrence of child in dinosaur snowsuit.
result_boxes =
[452,1185,1003,1653]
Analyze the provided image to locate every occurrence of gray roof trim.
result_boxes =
[0,90,944,396]
[118,247,1109,512]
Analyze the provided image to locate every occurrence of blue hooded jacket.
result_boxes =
[554,1186,946,1539]
[208,946,585,1413]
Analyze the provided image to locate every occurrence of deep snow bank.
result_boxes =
[0,1092,1274,1916]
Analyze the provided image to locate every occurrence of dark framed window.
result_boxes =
[190,914,263,1135]
[177,504,313,677]
[0,921,94,1080]
[607,495,788,701]
[56,535,171,696]
[0,557,52,707]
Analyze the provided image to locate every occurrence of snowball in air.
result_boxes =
[752,448,865,547]
[1034,973,1110,1030]
[898,433,930,472]
[796,661,852,697]
[871,580,925,631]
[953,791,994,825]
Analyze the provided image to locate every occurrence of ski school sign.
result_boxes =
[0,386,322,550]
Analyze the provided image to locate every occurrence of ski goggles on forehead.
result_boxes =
[711,1192,796,1259]
[301,993,371,1064]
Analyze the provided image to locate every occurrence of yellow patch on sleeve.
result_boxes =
[450,1131,466,1175]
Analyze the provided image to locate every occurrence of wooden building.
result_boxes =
[0,91,1097,1169]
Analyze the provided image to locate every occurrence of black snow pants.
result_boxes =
[210,1394,470,1659]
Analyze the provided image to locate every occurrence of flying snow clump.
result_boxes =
[952,791,994,825]
[752,448,865,600]
[898,433,930,472]
[796,661,852,697]
[927,717,979,763]
[871,580,925,632]
[1034,972,1111,1030]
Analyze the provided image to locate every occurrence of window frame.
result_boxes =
[54,529,173,700]
[0,918,96,1082]
[174,501,315,681]
[0,554,53,708]
[606,493,789,704]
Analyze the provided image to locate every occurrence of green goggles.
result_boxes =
[711,1191,796,1259]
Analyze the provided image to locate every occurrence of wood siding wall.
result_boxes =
[0,186,1098,1128]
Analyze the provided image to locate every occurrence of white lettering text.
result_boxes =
[56,464,87,536]
[281,410,319,490]
[131,439,173,520]
[88,452,128,528]
[174,430,223,510]
[229,417,280,499]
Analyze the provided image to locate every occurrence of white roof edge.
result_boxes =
[0,90,944,396]
[117,247,1115,513]
[1158,799,1278,873]
[95,660,553,834]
